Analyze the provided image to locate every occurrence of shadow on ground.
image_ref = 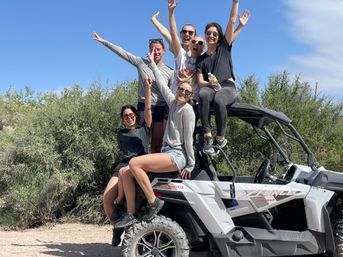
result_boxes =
[12,240,121,257]
[11,239,207,257]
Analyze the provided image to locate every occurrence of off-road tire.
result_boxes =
[333,219,343,257]
[122,215,189,257]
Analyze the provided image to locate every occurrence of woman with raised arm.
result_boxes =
[168,0,204,100]
[93,32,173,153]
[196,0,250,155]
[151,10,196,55]
[115,48,196,228]
[103,98,151,246]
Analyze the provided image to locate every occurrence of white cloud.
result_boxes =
[282,0,343,101]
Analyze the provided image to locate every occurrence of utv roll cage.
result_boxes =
[224,103,320,170]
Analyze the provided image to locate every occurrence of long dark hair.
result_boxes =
[205,22,224,42]
[120,104,139,119]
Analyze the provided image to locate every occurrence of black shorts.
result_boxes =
[137,102,168,124]
[112,162,129,177]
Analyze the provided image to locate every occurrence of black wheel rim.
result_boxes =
[135,230,177,257]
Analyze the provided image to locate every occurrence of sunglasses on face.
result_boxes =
[191,39,204,46]
[177,87,192,97]
[206,31,219,37]
[123,113,136,120]
[181,30,195,36]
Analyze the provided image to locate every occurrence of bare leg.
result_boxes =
[116,175,124,204]
[121,168,136,214]
[129,153,178,204]
[117,166,130,204]
[103,176,118,220]
[151,122,164,153]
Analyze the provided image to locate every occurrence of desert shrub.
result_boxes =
[262,72,343,170]
[215,72,343,176]
[0,72,342,228]
[0,81,137,227]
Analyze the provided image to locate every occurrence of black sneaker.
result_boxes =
[111,227,124,247]
[213,138,227,149]
[203,136,217,156]
[144,198,164,221]
[110,203,124,223]
[115,213,137,228]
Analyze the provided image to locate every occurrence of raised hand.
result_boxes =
[151,11,160,21]
[239,10,251,27]
[92,32,105,43]
[144,75,153,127]
[145,75,153,89]
[168,0,177,11]
[147,48,155,63]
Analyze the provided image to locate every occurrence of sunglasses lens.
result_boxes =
[177,87,192,96]
[124,113,135,119]
[182,30,194,35]
[206,31,219,37]
[191,40,204,46]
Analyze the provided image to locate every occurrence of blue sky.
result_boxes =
[1,0,342,101]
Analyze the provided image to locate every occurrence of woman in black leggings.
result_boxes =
[196,0,250,155]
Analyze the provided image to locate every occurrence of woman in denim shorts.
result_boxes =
[116,49,196,228]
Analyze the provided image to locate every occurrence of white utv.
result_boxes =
[121,103,343,257]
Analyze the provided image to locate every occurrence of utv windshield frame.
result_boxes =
[226,103,320,169]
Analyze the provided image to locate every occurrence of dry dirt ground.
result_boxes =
[0,223,207,257]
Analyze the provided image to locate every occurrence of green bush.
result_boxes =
[0,73,342,228]
[215,72,343,176]
[0,81,137,227]
[262,72,343,170]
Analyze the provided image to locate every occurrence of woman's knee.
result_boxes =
[199,87,212,101]
[118,166,127,177]
[213,96,226,110]
[129,157,142,174]
[129,156,152,177]
[128,157,137,169]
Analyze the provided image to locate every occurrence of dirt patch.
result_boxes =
[0,223,206,257]
[0,223,120,257]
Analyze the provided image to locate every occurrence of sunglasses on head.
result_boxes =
[181,30,195,36]
[191,39,204,46]
[123,113,136,120]
[206,31,219,37]
[149,38,163,44]
[177,87,192,97]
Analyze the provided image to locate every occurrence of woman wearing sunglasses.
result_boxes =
[115,48,196,228]
[196,0,250,155]
[151,10,196,56]
[103,87,153,247]
[168,0,204,102]
[93,32,173,154]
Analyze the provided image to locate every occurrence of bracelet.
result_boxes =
[145,108,151,110]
